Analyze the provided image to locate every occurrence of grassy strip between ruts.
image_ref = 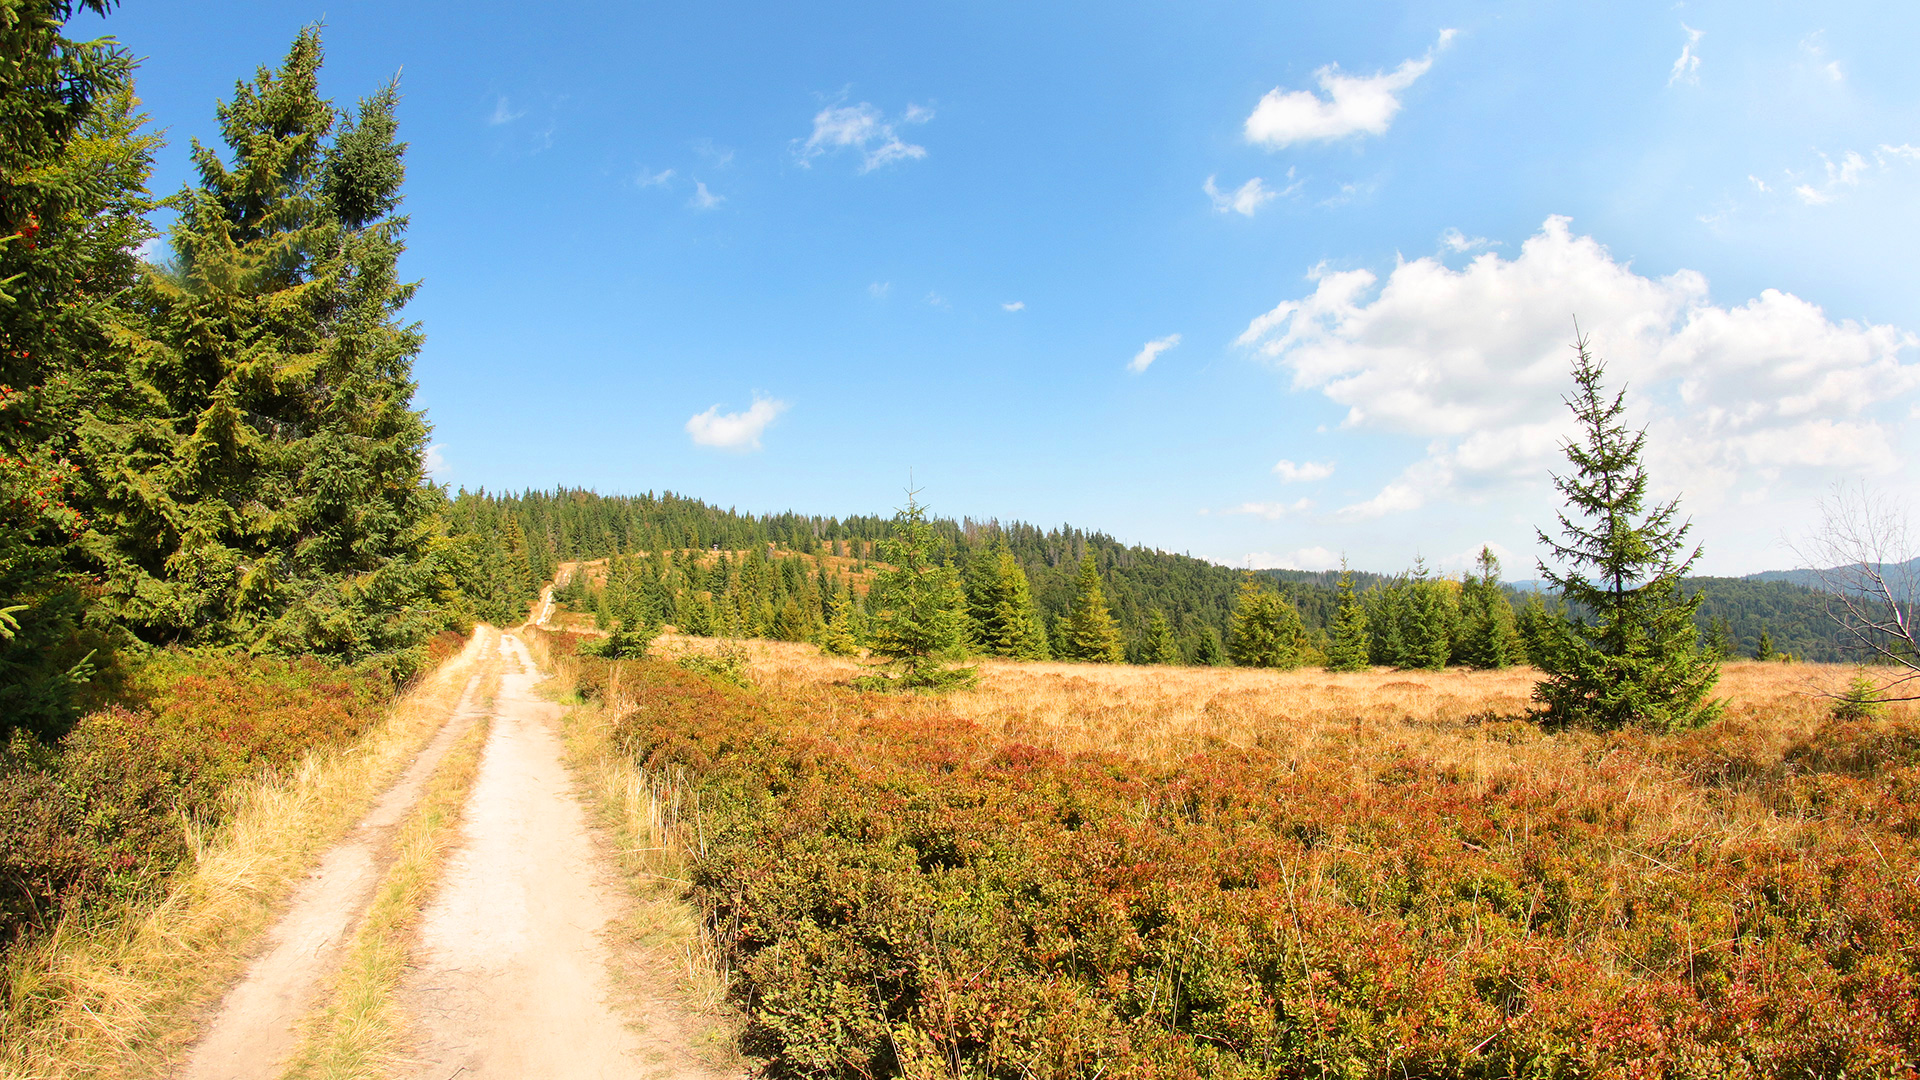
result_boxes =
[0,628,497,1080]
[525,627,748,1073]
[279,671,497,1080]
[544,627,1920,1080]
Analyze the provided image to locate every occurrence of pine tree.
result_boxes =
[1192,625,1224,666]
[1325,567,1372,672]
[1457,546,1517,669]
[1704,615,1734,660]
[97,29,441,668]
[1141,608,1181,665]
[1754,628,1775,662]
[1534,331,1720,731]
[773,596,811,642]
[974,546,1049,660]
[1227,575,1307,669]
[1403,559,1456,670]
[0,3,152,738]
[1059,553,1124,663]
[818,590,860,656]
[862,492,976,690]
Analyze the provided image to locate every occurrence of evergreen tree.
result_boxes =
[1754,628,1775,662]
[0,2,152,738]
[862,492,975,690]
[772,596,811,642]
[1141,608,1181,665]
[972,546,1049,660]
[1457,546,1518,669]
[818,590,860,656]
[1325,567,1372,672]
[1704,615,1735,660]
[1514,592,1560,668]
[1059,553,1124,663]
[1227,575,1307,669]
[1192,625,1224,666]
[95,30,440,668]
[1403,559,1456,670]
[1534,332,1720,731]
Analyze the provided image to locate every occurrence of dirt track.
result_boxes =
[175,629,730,1079]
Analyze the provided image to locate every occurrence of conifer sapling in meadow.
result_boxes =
[1456,546,1518,669]
[860,492,976,691]
[1227,575,1307,669]
[1534,330,1720,731]
[1141,608,1182,665]
[1060,552,1125,663]
[1325,566,1372,672]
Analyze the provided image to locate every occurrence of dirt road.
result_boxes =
[175,630,730,1080]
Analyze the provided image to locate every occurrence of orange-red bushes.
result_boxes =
[599,656,1920,1079]
[0,650,395,948]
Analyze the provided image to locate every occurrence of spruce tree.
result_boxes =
[0,1,153,737]
[1325,567,1372,672]
[1754,628,1775,662]
[1227,575,1307,669]
[1457,546,1518,669]
[1141,608,1181,665]
[818,590,860,656]
[1403,559,1456,670]
[96,29,441,668]
[1534,332,1720,731]
[1192,625,1224,666]
[1059,553,1124,663]
[862,492,976,690]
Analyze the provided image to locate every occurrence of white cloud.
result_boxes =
[869,282,891,299]
[1272,459,1335,483]
[1204,175,1279,216]
[1129,333,1181,374]
[1244,30,1454,147]
[1440,227,1493,253]
[636,167,675,187]
[423,443,448,481]
[1245,547,1343,572]
[1748,174,1770,193]
[487,96,526,126]
[925,291,950,309]
[685,395,789,451]
[1002,300,1025,312]
[688,181,724,210]
[1668,24,1703,86]
[799,102,929,172]
[693,139,735,168]
[1227,498,1314,520]
[1795,150,1869,204]
[1236,215,1920,524]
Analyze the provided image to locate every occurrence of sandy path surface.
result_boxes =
[396,633,720,1080]
[178,629,499,1080]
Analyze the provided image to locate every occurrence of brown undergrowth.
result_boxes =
[573,630,1920,1077]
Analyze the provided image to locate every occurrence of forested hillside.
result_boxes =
[441,487,1865,664]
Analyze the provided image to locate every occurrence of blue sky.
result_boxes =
[99,1,1920,576]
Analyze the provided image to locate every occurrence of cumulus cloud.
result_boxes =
[1205,175,1280,216]
[1272,459,1334,483]
[1441,227,1493,253]
[1244,30,1455,147]
[1002,300,1025,312]
[1668,24,1703,86]
[1129,333,1181,374]
[799,102,931,172]
[689,181,724,209]
[1227,499,1314,520]
[1245,547,1343,572]
[423,444,448,481]
[1236,216,1920,523]
[1796,150,1869,204]
[685,396,789,451]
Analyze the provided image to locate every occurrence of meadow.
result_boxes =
[547,630,1920,1079]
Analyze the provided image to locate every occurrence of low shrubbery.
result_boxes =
[0,649,401,951]
[579,653,1920,1079]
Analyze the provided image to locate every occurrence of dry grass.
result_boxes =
[278,673,498,1080]
[0,628,499,1080]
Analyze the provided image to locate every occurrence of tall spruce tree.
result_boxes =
[1403,559,1456,670]
[967,541,1049,660]
[862,492,975,690]
[1227,575,1307,669]
[0,1,153,737]
[96,30,440,667]
[1457,546,1518,669]
[1325,566,1372,672]
[1059,553,1124,663]
[1534,332,1720,731]
[1141,608,1181,665]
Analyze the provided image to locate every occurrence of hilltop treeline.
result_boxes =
[445,487,1860,663]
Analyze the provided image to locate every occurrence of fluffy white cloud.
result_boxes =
[1205,175,1278,216]
[423,443,448,481]
[1129,333,1181,374]
[1244,547,1343,572]
[685,396,788,451]
[689,181,724,209]
[799,102,930,172]
[1244,30,1454,147]
[1272,459,1334,483]
[1668,24,1703,86]
[1796,150,1869,205]
[1237,216,1920,524]
[1440,227,1493,253]
[1002,300,1025,312]
[1227,498,1314,520]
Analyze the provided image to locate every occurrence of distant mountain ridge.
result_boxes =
[1747,556,1920,594]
